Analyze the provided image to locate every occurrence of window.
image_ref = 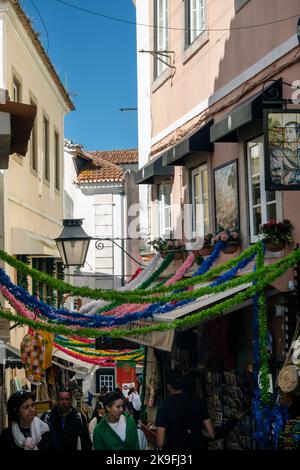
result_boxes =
[191,164,209,238]
[30,97,37,171]
[43,116,50,182]
[54,131,60,190]
[12,76,22,102]
[96,369,115,392]
[247,140,281,242]
[186,0,205,47]
[154,0,169,78]
[159,182,171,238]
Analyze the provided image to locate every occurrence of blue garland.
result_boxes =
[0,243,257,329]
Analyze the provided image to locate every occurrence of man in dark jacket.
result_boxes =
[41,388,91,450]
[156,370,215,450]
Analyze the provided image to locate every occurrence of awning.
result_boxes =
[136,154,174,184]
[163,120,213,166]
[0,100,37,169]
[4,343,24,369]
[153,283,278,325]
[210,81,282,143]
[11,227,60,257]
[52,348,94,376]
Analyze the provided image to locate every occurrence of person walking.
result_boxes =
[41,387,91,450]
[128,386,141,426]
[0,391,52,450]
[88,401,105,442]
[93,391,147,450]
[155,370,215,451]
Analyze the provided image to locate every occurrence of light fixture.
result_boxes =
[55,219,92,267]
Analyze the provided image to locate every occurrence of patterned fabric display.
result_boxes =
[20,332,46,384]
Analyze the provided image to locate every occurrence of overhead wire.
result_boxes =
[54,0,300,33]
[28,0,50,53]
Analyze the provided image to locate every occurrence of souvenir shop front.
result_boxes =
[142,286,300,450]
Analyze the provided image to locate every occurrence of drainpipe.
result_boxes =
[120,190,125,286]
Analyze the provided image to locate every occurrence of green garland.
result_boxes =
[256,243,271,404]
[1,247,300,306]
[0,244,259,301]
[94,254,175,314]
[137,253,174,289]
[1,245,298,338]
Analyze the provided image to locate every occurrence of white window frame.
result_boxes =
[12,76,22,102]
[159,182,172,238]
[191,164,209,238]
[99,374,114,392]
[155,0,169,78]
[189,0,205,45]
[247,139,282,243]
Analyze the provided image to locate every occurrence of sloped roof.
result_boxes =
[89,149,138,164]
[76,156,124,184]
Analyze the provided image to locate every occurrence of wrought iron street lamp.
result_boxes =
[55,219,145,273]
[55,219,92,267]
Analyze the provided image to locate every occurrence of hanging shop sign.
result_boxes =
[122,320,174,352]
[264,109,300,191]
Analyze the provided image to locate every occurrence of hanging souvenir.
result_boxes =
[20,331,46,385]
[38,330,54,369]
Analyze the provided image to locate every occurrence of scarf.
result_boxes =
[12,417,49,450]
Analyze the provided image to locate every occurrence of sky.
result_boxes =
[20,0,138,151]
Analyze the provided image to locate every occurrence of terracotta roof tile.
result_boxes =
[89,149,138,164]
[76,156,124,183]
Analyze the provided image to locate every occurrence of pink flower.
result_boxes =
[230,231,238,240]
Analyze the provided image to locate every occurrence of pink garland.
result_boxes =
[0,285,36,320]
[101,252,197,319]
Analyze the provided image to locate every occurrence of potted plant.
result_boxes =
[260,219,293,252]
[139,241,154,261]
[192,234,214,257]
[148,232,186,260]
[215,226,240,254]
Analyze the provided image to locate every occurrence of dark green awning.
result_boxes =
[210,81,282,143]
[163,120,213,166]
[136,154,174,184]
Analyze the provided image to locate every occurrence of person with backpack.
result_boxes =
[41,387,92,450]
[155,370,215,451]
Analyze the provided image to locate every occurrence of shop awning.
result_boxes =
[153,283,278,325]
[11,227,60,257]
[210,81,282,143]
[4,343,24,369]
[153,283,251,323]
[52,348,94,376]
[163,120,214,166]
[136,154,174,184]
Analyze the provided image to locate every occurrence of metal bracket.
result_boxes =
[139,49,176,72]
[92,238,146,267]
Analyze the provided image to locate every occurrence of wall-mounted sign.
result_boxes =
[264,110,300,191]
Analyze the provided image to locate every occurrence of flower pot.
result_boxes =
[140,254,154,261]
[222,242,240,254]
[193,245,214,257]
[265,239,286,252]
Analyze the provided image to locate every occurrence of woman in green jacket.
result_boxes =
[93,391,141,450]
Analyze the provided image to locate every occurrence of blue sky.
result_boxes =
[20,0,138,151]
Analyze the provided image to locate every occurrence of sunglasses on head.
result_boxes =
[15,390,28,396]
